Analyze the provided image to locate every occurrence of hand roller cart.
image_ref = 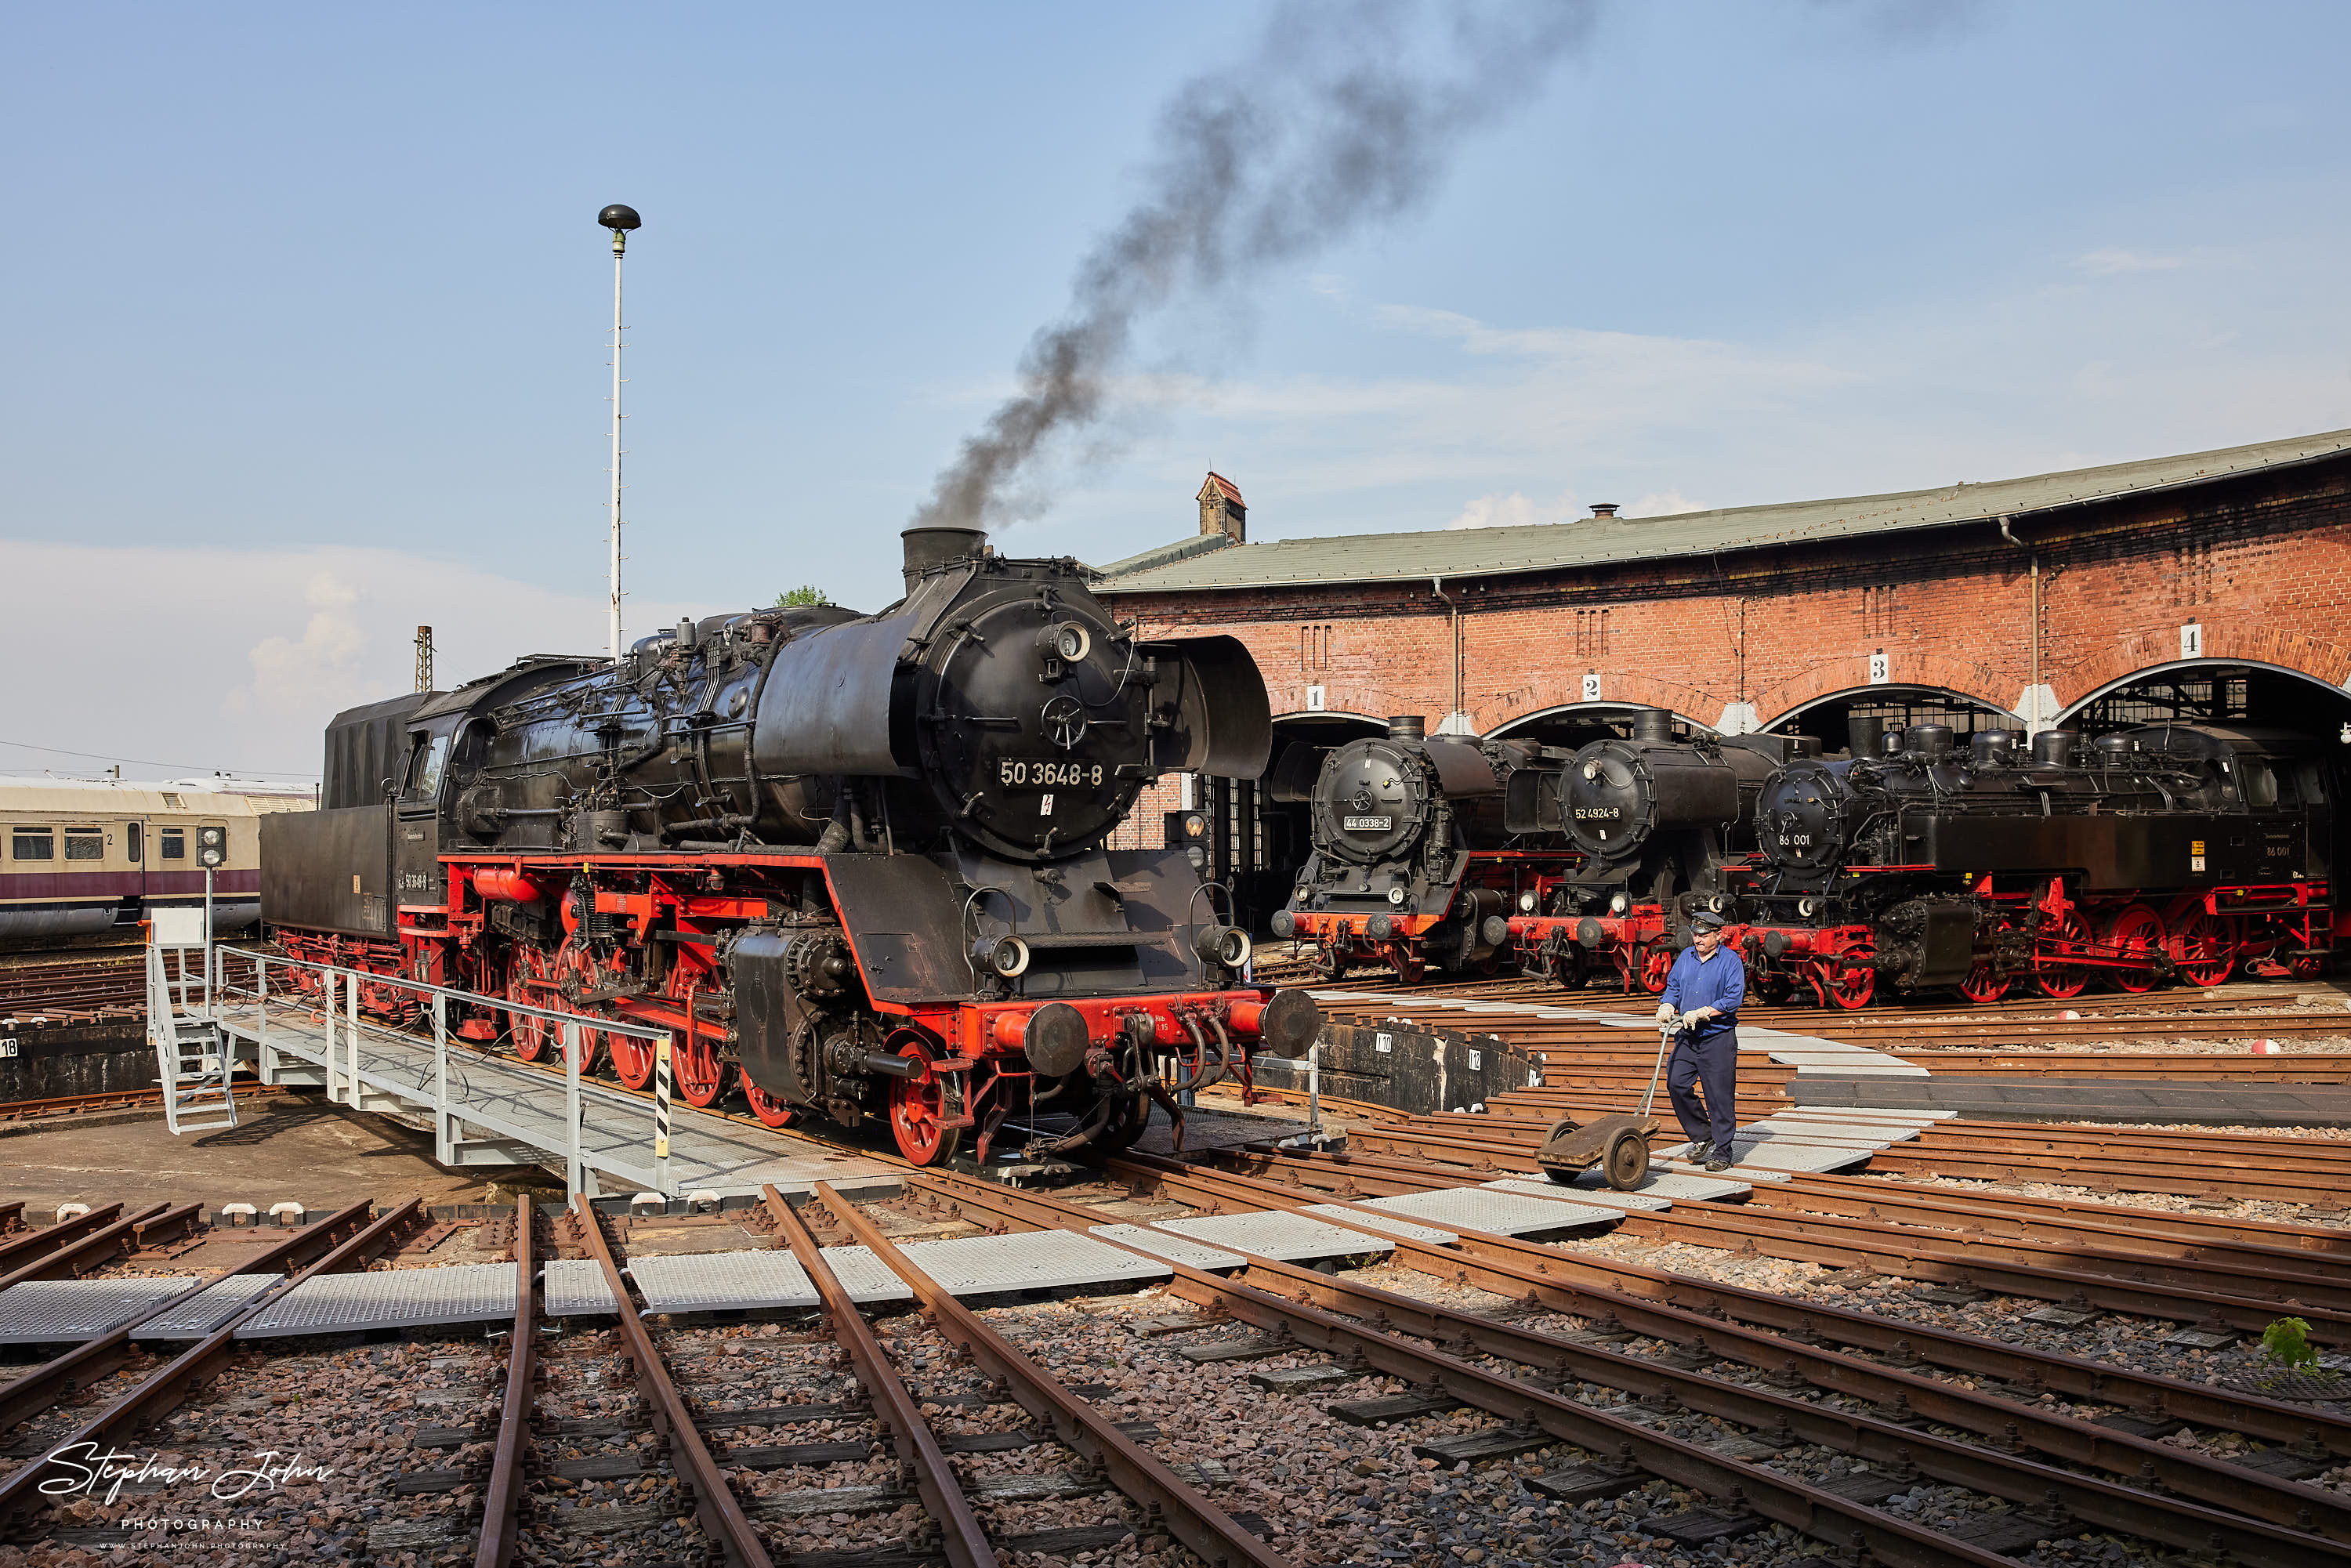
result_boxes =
[1534,1012,1675,1190]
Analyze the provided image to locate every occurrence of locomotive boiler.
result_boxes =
[263,527,1320,1164]
[1742,719,2337,1005]
[1268,716,1577,982]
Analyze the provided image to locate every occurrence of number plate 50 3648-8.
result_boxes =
[998,759,1103,790]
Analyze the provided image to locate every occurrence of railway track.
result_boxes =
[3,1141,2348,1568]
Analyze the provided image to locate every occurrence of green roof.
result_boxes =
[1095,428,2351,595]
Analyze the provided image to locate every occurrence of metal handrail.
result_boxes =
[192,943,676,1198]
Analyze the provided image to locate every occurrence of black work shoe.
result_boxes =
[1704,1154,1732,1172]
[1683,1139,1713,1164]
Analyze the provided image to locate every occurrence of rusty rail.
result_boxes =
[0,1194,426,1527]
[810,1179,1290,1568]
[571,1194,772,1568]
[476,1194,538,1568]
[762,1184,995,1568]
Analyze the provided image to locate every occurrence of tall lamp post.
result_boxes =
[599,204,642,664]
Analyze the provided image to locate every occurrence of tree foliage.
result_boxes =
[2261,1316,2318,1368]
[774,585,830,607]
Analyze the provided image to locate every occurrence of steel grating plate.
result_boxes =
[1795,1062,1929,1076]
[542,1258,621,1318]
[1150,1211,1394,1263]
[813,1246,917,1304]
[1091,1224,1245,1270]
[1791,1105,1953,1121]
[1659,1139,1869,1173]
[1360,1188,1619,1236]
[897,1229,1170,1295]
[0,1276,203,1345]
[137,1273,280,1340]
[1748,1118,1922,1144]
[237,1262,518,1338]
[1562,1167,1755,1201]
[1299,1204,1458,1244]
[626,1249,817,1314]
[1483,1178,1672,1211]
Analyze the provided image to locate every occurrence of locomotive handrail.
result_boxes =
[197,943,676,1200]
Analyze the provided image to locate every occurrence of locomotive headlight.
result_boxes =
[1295,885,1312,904]
[196,826,227,869]
[1708,895,1726,913]
[973,935,1031,979]
[1386,885,1408,906]
[1609,893,1629,915]
[1581,761,1600,780]
[1042,622,1091,664]
[1195,924,1252,969]
[1518,890,1538,913]
[1182,811,1208,839]
[1798,897,1817,918]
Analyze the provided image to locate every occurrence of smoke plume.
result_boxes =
[911,0,1595,531]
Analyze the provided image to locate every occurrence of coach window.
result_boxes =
[126,823,141,863]
[63,829,103,860]
[404,734,450,801]
[11,827,53,860]
[2239,758,2279,809]
[161,828,186,860]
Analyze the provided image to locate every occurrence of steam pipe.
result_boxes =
[1999,514,2041,735]
[1431,576,1462,726]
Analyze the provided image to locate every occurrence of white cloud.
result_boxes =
[1444,487,1581,530]
[0,543,701,781]
[1624,490,1702,517]
[2073,248,2188,276]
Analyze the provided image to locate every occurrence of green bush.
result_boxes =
[775,585,830,607]
[2260,1316,2318,1369]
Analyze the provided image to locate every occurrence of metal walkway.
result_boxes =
[201,991,900,1200]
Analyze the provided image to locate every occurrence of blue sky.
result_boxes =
[5,1,2349,777]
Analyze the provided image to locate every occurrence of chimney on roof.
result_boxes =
[1197,472,1247,542]
[1589,503,1620,518]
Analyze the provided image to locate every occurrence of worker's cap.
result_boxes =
[1689,909,1728,931]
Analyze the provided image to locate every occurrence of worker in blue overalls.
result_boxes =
[1655,908,1744,1171]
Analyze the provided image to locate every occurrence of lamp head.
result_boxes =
[598,204,642,232]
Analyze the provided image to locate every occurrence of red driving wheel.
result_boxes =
[665,969,726,1108]
[1820,940,1876,1010]
[2034,911,2091,999]
[2169,909,2235,987]
[1639,940,1674,995]
[739,1069,797,1128]
[1956,958,2010,1003]
[506,945,556,1063]
[887,1037,964,1166]
[2103,904,2165,994]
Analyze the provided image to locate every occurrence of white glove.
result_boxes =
[1683,1006,1715,1023]
[1655,1003,1675,1023]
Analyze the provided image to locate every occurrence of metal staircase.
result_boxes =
[147,933,237,1135]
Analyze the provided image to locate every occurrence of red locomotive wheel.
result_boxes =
[2291,953,2327,980]
[739,1070,798,1128]
[505,947,556,1063]
[887,1038,965,1166]
[2034,912,2092,999]
[2169,909,2236,987]
[1639,940,1674,995]
[1820,943,1875,1010]
[663,972,727,1108]
[1956,960,2009,1003]
[552,942,614,1077]
[2103,905,2166,994]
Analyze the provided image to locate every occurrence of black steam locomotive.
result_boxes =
[262,527,1319,1164]
[1736,719,2338,1004]
[1501,708,1786,991]
[1267,716,1575,982]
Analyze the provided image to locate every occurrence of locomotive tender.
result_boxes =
[261,527,1320,1164]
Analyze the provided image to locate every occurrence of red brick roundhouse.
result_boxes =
[1093,433,2351,925]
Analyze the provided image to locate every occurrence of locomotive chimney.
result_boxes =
[1198,472,1247,542]
[1904,723,1955,758]
[900,526,988,594]
[1588,503,1620,518]
[2031,729,2080,766]
[1630,707,1674,743]
[1846,713,1884,759]
[1386,715,1426,741]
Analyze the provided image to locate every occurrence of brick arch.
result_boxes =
[1476,671,1727,735]
[1759,650,2013,723]
[2056,627,2351,711]
[1486,701,1719,739]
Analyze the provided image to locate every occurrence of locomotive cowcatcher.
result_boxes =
[260,526,1320,1164]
